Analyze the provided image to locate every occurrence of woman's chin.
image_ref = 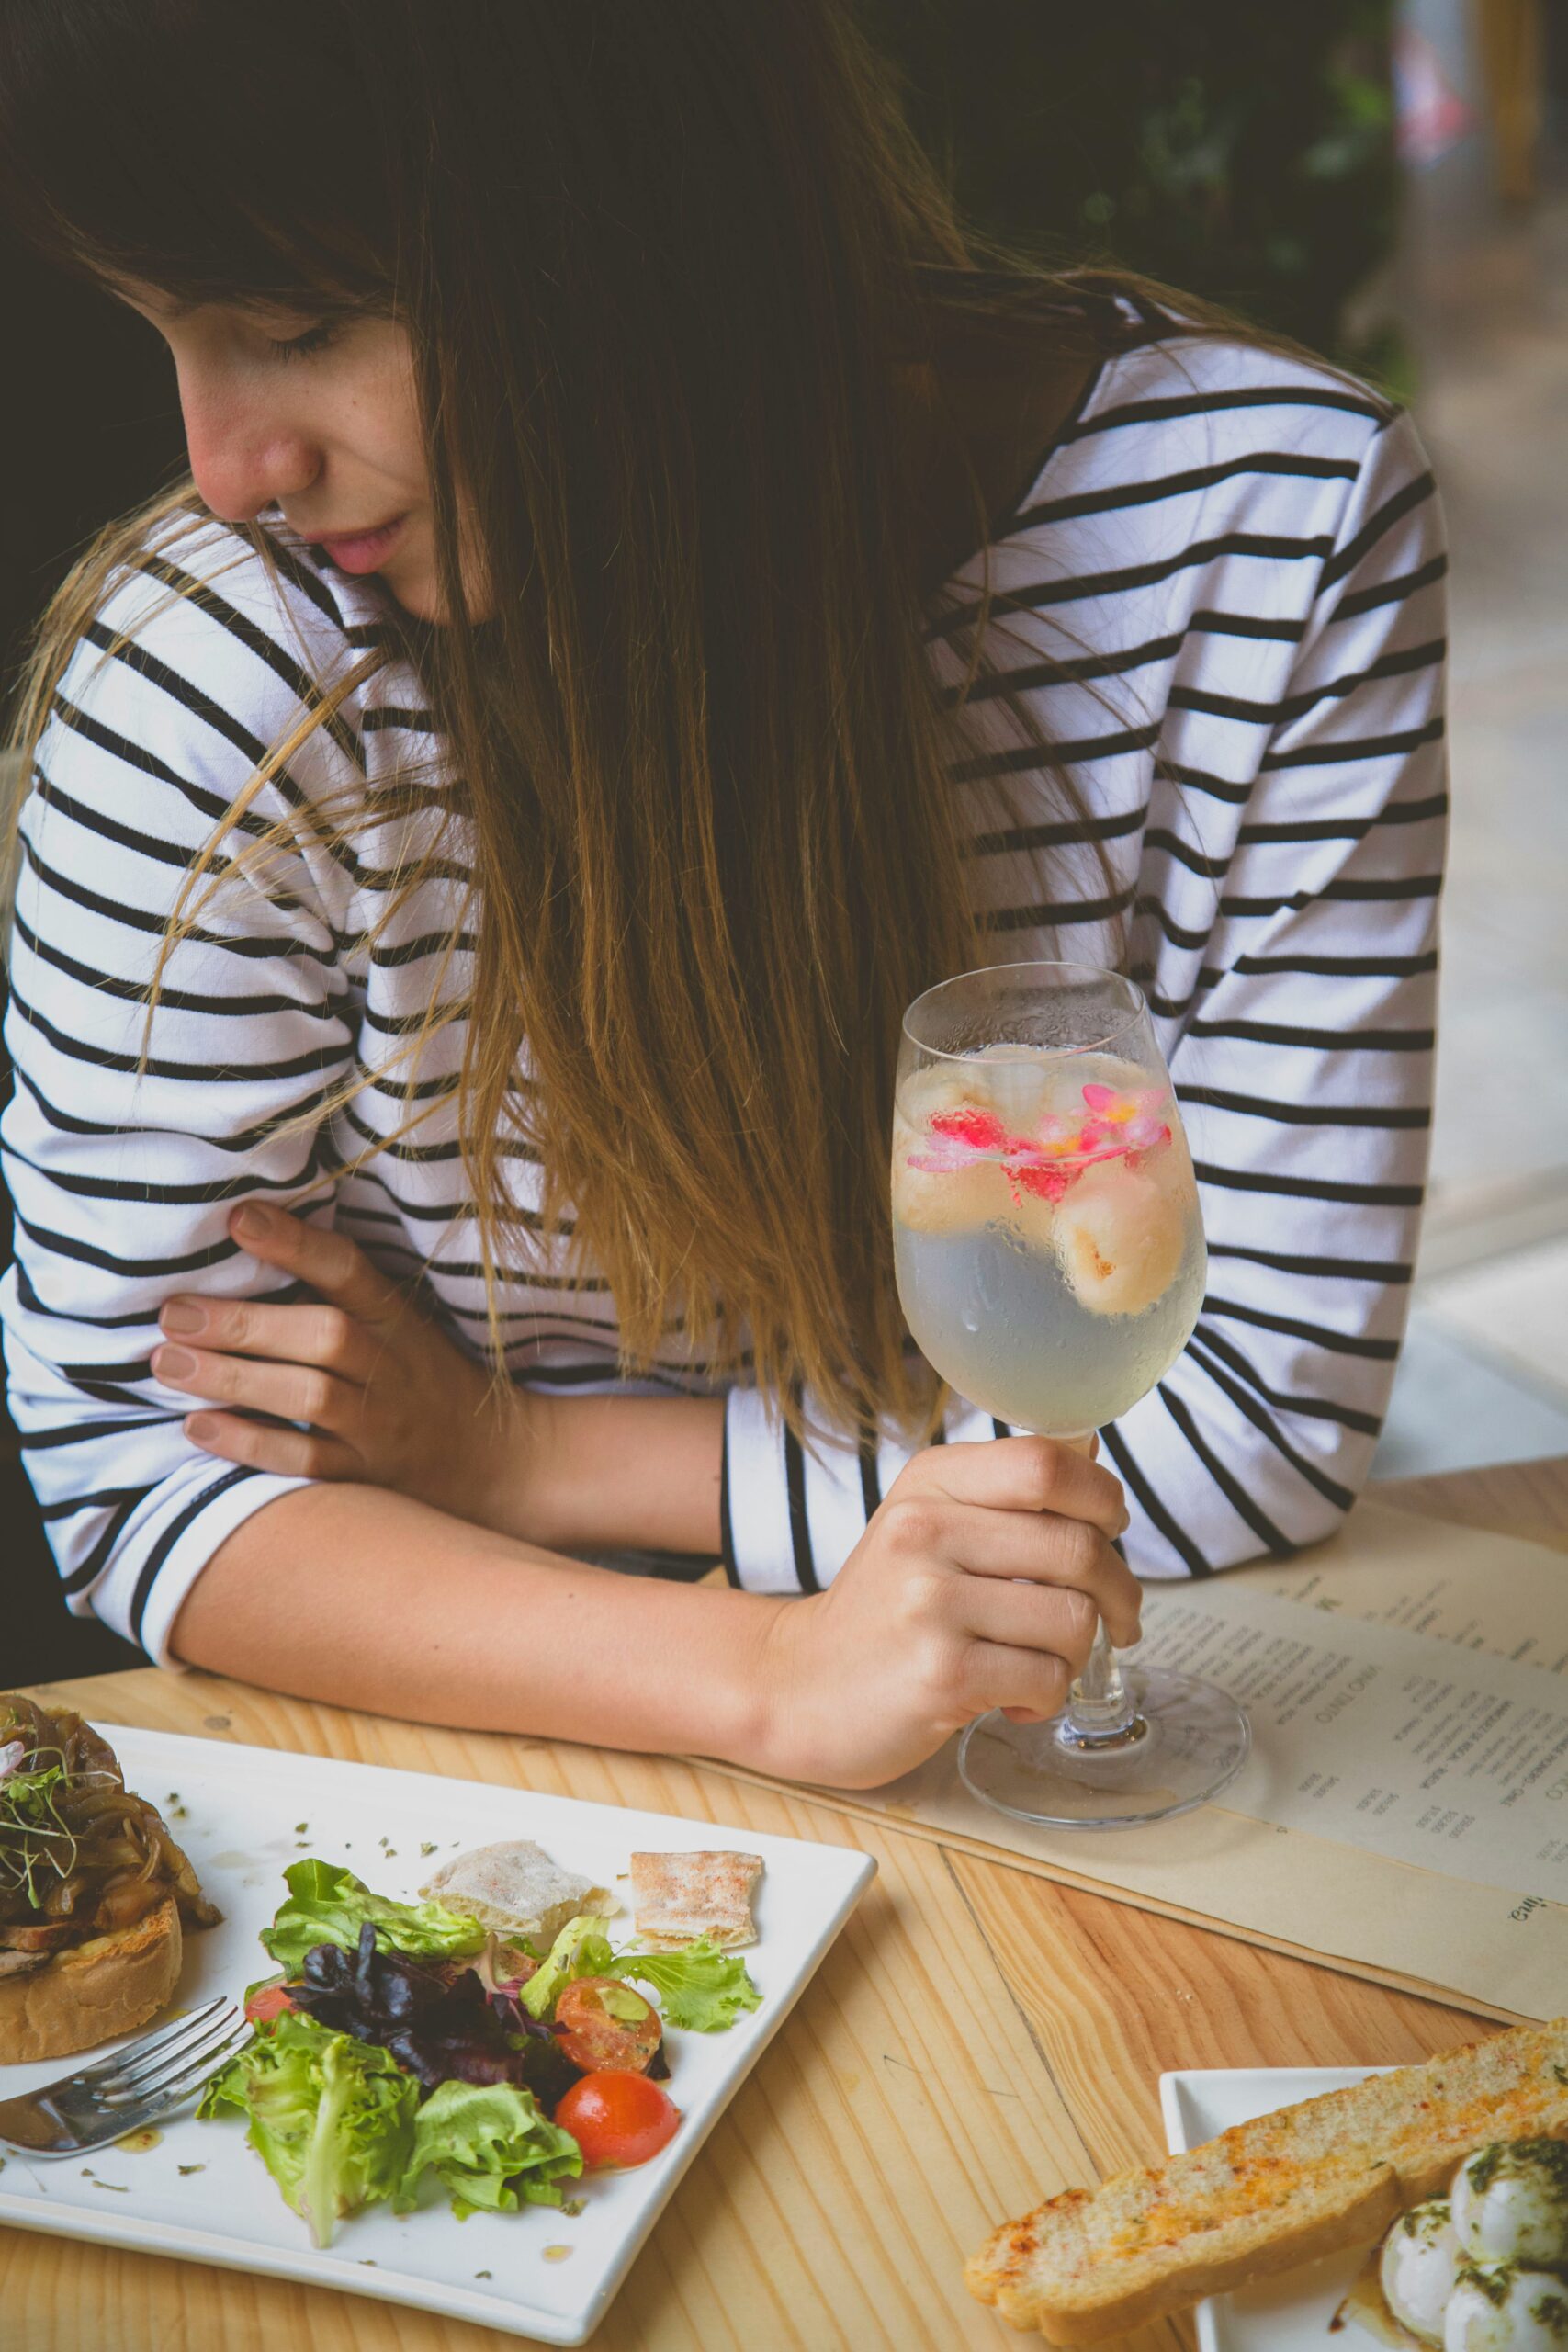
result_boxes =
[383,568,443,621]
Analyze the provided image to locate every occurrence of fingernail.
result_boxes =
[155,1346,196,1379]
[186,1413,219,1444]
[161,1300,204,1335]
[234,1203,273,1238]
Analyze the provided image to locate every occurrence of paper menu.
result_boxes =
[1236,1498,1568,1677]
[1137,1577,1568,1903]
[699,1494,1568,2020]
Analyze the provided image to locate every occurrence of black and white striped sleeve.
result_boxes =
[1,549,358,1661]
[722,407,1445,1591]
[1106,410,1444,1575]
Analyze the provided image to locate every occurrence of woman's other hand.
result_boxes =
[753,1437,1139,1789]
[152,1204,532,1532]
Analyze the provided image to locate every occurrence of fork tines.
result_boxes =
[101,2001,248,2109]
[89,2004,245,2117]
[106,2004,253,2117]
[73,1994,231,2090]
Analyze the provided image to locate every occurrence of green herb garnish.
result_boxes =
[0,1756,80,1906]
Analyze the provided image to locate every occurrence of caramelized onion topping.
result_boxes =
[0,1693,220,1937]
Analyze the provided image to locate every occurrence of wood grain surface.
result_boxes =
[3,1455,1563,2352]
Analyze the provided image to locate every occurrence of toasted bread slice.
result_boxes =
[966,2016,1568,2344]
[0,1895,182,2065]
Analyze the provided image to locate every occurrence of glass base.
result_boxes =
[955,1666,1250,1829]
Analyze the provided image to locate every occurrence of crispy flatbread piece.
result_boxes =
[421,1839,617,1943]
[965,2013,1568,2344]
[629,1849,762,1949]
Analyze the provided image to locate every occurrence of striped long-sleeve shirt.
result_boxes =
[2,329,1446,1657]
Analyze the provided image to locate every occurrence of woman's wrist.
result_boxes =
[464,1381,563,1545]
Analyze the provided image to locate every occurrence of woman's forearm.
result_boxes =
[517,1392,726,1557]
[170,1479,770,1757]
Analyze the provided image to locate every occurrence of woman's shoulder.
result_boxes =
[34,504,422,856]
[1002,324,1437,596]
[24,507,412,927]
[74,504,389,750]
[1072,325,1399,463]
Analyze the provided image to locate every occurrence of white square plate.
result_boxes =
[1160,2067,1391,2352]
[0,1726,874,2343]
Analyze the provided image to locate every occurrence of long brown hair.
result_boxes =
[1,0,1160,1439]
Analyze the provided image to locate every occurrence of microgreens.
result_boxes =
[0,1754,81,1907]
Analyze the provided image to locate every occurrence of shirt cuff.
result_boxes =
[94,1465,312,1666]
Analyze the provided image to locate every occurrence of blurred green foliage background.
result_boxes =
[868,0,1402,379]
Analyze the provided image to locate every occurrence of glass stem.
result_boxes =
[1052,1430,1140,1745]
[1066,1625,1137,1740]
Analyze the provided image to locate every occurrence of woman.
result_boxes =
[0,3,1443,1785]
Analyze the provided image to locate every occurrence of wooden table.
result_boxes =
[5,1456,1564,2352]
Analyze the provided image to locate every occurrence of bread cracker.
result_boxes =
[629,1850,762,1949]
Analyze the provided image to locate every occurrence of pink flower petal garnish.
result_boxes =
[1010,1161,1076,1204]
[930,1107,1009,1153]
[913,1084,1173,1194]
[908,1140,972,1174]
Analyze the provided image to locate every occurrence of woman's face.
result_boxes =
[119,292,455,621]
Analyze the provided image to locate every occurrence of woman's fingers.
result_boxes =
[227,1203,402,1324]
[159,1293,378,1383]
[957,1572,1100,1679]
[958,1641,1072,1724]
[184,1409,363,1482]
[897,1434,1129,1541]
[888,1492,1141,1646]
[153,1339,365,1439]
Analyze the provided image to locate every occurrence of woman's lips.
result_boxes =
[314,515,406,574]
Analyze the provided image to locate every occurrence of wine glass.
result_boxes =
[891,959,1250,1827]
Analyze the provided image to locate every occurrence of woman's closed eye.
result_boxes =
[267,321,338,364]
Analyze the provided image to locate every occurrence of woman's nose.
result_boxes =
[176,367,320,524]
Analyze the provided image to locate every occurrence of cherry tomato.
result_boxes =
[243,1980,297,2026]
[555,2070,681,2169]
[554,1977,662,2075]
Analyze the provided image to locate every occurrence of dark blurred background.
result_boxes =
[6,0,1567,1684]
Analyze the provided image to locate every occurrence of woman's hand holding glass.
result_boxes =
[755,1435,1140,1789]
[152,1204,533,1532]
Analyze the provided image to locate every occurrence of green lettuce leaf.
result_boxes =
[615,1938,762,2032]
[402,2079,583,2218]
[260,1858,486,1974]
[518,1914,612,2019]
[197,2011,417,2246]
[518,1915,761,2031]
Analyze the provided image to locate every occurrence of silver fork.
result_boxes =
[0,1996,252,2156]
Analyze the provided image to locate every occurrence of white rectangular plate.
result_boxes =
[1160,2067,1392,2352]
[0,1727,874,2344]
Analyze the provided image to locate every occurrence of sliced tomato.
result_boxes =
[554,1976,662,2075]
[555,2070,680,2169]
[243,1980,298,2026]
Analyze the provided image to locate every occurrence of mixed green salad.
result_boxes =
[198,1858,761,2246]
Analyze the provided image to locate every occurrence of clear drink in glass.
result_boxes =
[893,960,1250,1827]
